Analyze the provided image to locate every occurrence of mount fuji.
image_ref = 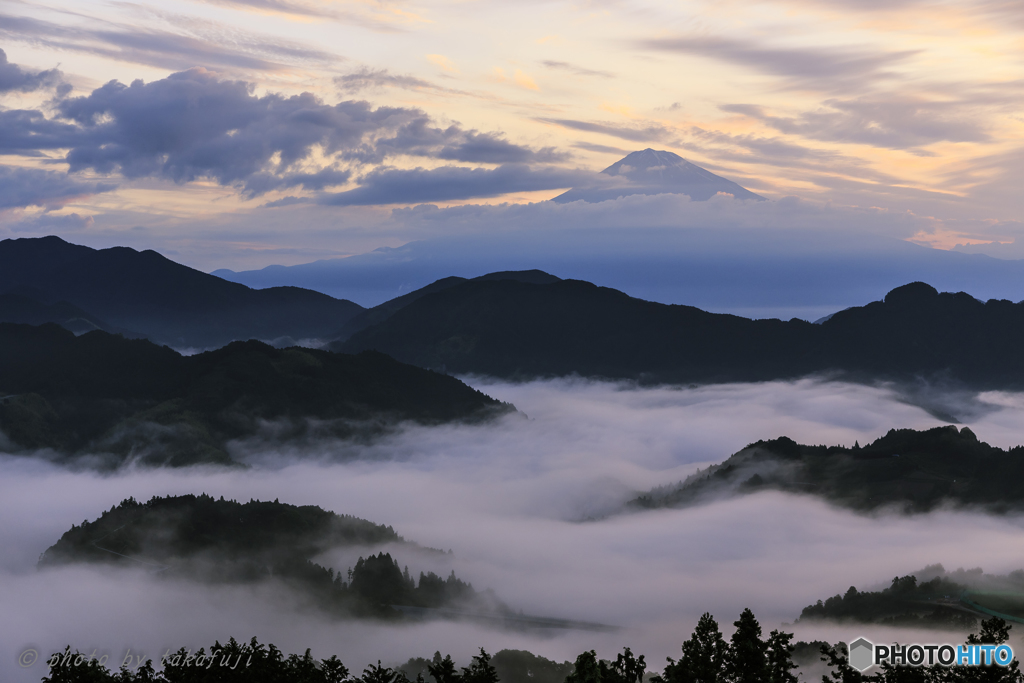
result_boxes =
[552,148,765,203]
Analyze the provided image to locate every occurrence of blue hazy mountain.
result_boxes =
[552,148,765,203]
[213,228,1024,320]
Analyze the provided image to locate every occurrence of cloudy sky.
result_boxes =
[2,0,1024,270]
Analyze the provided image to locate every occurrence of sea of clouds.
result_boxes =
[4,377,1024,682]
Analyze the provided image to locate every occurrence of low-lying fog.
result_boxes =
[4,377,1024,682]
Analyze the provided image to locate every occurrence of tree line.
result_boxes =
[799,574,979,630]
[38,609,1023,682]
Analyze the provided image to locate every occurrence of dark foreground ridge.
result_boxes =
[40,494,494,619]
[0,236,365,348]
[630,426,1024,514]
[340,278,1024,390]
[0,323,511,466]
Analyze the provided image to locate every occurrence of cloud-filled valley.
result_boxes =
[5,377,1024,681]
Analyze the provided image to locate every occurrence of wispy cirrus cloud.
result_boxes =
[540,61,614,79]
[316,164,590,206]
[785,0,921,8]
[334,68,463,95]
[637,35,917,94]
[535,118,675,144]
[199,0,335,18]
[573,141,630,155]
[788,0,1023,19]
[0,11,339,73]
[675,126,966,205]
[722,98,992,152]
[194,0,423,32]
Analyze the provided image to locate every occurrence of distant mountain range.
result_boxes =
[212,229,1024,321]
[0,323,510,466]
[337,275,1024,391]
[206,151,1024,317]
[553,148,765,203]
[0,236,364,348]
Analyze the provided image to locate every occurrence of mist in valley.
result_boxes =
[4,377,1024,682]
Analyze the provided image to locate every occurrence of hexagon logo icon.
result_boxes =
[849,638,874,672]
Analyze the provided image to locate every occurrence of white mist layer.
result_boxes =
[3,378,1024,682]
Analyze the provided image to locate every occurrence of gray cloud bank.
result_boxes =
[4,379,1024,681]
[0,49,65,94]
[0,66,571,206]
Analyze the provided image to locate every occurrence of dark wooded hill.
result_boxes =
[797,565,1024,631]
[0,236,364,348]
[630,426,1024,514]
[40,494,486,618]
[340,279,1024,389]
[0,323,511,466]
[329,270,561,343]
[0,292,138,336]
